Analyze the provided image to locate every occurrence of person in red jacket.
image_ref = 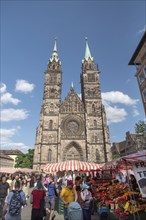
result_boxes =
[30,180,46,220]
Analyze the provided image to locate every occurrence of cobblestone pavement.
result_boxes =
[21,199,100,220]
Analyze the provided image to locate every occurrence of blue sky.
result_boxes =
[1,0,146,153]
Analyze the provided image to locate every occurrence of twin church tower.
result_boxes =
[33,39,112,170]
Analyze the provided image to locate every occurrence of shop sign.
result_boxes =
[132,161,146,198]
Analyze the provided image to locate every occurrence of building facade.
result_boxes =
[111,131,146,158]
[0,155,14,168]
[129,31,146,114]
[33,39,112,170]
[0,149,22,167]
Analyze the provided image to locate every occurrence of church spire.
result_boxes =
[71,82,74,88]
[83,37,94,63]
[49,38,61,63]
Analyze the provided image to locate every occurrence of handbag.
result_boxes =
[39,197,46,217]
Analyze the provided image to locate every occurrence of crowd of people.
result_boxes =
[0,171,141,220]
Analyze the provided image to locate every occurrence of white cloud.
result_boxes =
[104,104,127,124]
[102,91,139,123]
[1,108,29,122]
[1,140,31,150]
[102,91,138,105]
[15,80,35,93]
[0,127,32,152]
[0,83,7,93]
[0,127,20,138]
[133,108,140,117]
[1,140,32,152]
[1,92,21,105]
[0,82,21,105]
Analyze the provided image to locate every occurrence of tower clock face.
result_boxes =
[61,115,84,136]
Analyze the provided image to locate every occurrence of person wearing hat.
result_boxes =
[60,180,78,220]
[80,183,93,220]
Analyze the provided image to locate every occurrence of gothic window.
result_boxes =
[96,149,100,162]
[77,104,80,112]
[53,65,55,70]
[67,121,79,135]
[49,120,53,130]
[88,73,95,82]
[65,105,68,112]
[48,149,52,161]
[138,72,145,84]
[92,135,94,143]
[54,76,57,83]
[50,103,54,112]
[74,102,77,112]
[95,135,98,143]
[94,120,97,128]
[92,103,96,112]
[50,76,57,83]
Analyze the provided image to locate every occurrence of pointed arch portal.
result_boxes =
[63,141,84,161]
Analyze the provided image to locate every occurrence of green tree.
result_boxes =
[15,149,34,168]
[135,120,146,134]
[112,154,120,160]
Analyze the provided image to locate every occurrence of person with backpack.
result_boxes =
[60,180,78,220]
[3,180,26,220]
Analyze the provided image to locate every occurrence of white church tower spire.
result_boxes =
[82,37,94,63]
[49,38,61,64]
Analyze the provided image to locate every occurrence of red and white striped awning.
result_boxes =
[120,150,146,162]
[101,150,146,170]
[43,160,101,173]
[0,167,35,174]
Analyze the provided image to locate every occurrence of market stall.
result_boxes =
[95,151,146,220]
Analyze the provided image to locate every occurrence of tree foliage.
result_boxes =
[135,120,146,134]
[112,154,120,160]
[15,149,34,168]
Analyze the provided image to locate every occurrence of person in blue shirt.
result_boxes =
[45,177,58,220]
[80,184,93,220]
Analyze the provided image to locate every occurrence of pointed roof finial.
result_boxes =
[49,38,61,63]
[70,82,75,91]
[53,37,57,51]
[82,37,94,63]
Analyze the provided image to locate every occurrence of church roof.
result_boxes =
[60,86,84,113]
[49,38,61,64]
[0,149,23,155]
[128,31,146,65]
[82,37,94,63]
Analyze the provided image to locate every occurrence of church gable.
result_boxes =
[60,87,84,113]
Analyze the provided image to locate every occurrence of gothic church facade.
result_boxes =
[33,39,111,170]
